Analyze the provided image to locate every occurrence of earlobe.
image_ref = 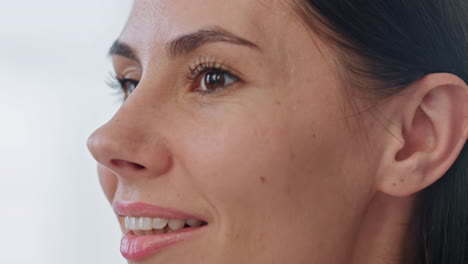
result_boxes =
[376,73,468,197]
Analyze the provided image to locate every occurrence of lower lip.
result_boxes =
[120,226,206,261]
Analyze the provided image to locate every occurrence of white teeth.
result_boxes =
[168,219,185,231]
[124,216,205,234]
[129,217,137,230]
[152,218,168,229]
[138,217,153,231]
[186,219,202,227]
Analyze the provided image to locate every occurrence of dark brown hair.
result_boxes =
[296,0,468,263]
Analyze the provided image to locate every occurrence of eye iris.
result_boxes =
[204,72,225,91]
[125,82,137,96]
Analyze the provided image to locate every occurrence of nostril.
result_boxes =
[111,159,146,170]
[131,163,145,170]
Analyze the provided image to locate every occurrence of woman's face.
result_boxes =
[88,0,380,263]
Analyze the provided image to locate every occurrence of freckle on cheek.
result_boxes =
[260,176,267,184]
[289,151,296,161]
[257,232,265,242]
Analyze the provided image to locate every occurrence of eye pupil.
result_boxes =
[204,72,225,90]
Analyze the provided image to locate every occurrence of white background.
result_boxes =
[0,1,131,263]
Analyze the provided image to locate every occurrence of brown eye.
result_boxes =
[198,71,238,94]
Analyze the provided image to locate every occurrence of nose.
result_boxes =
[87,101,173,179]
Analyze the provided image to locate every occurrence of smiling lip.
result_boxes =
[113,201,207,220]
[113,201,208,260]
[121,227,206,260]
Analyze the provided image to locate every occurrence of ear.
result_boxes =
[375,73,468,197]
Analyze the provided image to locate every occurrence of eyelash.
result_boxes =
[187,59,239,95]
[107,59,240,99]
[106,73,139,100]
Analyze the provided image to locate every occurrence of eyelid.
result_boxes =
[112,62,142,80]
[187,56,244,81]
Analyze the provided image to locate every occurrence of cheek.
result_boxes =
[173,103,349,259]
[169,76,375,258]
[176,98,342,219]
[97,164,118,203]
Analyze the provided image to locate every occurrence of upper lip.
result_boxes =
[113,201,207,221]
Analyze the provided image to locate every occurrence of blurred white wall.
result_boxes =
[0,1,131,263]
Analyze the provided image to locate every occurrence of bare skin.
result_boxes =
[87,0,468,263]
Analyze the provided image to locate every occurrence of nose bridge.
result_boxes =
[87,95,173,179]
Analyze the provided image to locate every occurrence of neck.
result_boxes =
[350,192,419,264]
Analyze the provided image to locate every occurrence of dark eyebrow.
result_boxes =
[108,26,259,62]
[108,40,139,62]
[167,26,260,58]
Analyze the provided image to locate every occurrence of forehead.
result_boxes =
[119,0,299,60]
